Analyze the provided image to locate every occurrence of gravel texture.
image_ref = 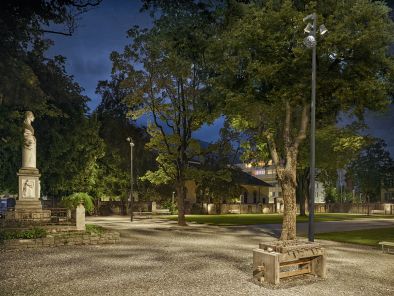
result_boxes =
[0,216,393,296]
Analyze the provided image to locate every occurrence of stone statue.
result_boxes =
[22,111,36,168]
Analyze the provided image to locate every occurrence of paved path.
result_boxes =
[0,216,393,296]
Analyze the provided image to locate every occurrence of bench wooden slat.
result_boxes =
[379,241,394,246]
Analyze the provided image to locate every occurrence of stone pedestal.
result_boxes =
[76,204,86,231]
[6,167,50,223]
[253,240,326,285]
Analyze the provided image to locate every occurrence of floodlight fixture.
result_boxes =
[304,23,314,34]
[319,24,328,35]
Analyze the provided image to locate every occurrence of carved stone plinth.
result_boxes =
[253,240,326,285]
[8,167,50,223]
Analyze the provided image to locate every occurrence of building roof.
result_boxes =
[231,168,273,187]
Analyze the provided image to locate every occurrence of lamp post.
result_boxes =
[126,137,135,222]
[303,13,327,242]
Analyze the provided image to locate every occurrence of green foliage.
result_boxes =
[61,192,94,214]
[95,73,157,205]
[110,1,221,225]
[85,224,104,235]
[0,228,47,242]
[0,2,105,198]
[210,0,394,162]
[325,187,354,203]
[162,200,178,215]
[348,139,394,201]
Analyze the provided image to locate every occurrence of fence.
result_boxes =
[190,203,276,215]
[188,202,394,215]
[314,203,394,215]
[1,208,75,228]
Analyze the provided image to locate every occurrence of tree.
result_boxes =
[210,0,394,240]
[112,2,219,225]
[0,1,105,200]
[296,124,366,213]
[348,139,394,202]
[95,73,156,214]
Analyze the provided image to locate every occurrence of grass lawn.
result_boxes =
[165,213,394,226]
[315,227,394,246]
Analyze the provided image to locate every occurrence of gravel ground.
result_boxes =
[0,216,393,296]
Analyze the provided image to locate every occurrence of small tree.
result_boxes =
[112,3,218,225]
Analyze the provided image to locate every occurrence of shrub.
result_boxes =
[85,224,104,234]
[0,227,47,242]
[61,192,94,214]
[162,200,178,215]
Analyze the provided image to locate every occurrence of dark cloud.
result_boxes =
[43,0,394,146]
[45,0,150,110]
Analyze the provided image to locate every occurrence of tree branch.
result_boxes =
[284,101,291,149]
[294,103,310,149]
[70,1,101,8]
[41,30,72,36]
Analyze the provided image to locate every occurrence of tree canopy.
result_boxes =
[208,0,394,239]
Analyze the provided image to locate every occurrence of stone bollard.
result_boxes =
[151,201,157,214]
[76,203,86,231]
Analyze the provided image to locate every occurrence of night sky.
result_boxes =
[45,0,394,154]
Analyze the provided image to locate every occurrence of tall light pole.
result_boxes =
[126,137,135,222]
[303,13,327,242]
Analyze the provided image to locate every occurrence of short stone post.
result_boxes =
[76,203,86,231]
[151,201,157,214]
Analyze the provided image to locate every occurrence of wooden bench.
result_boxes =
[228,209,241,214]
[371,210,385,215]
[133,211,152,218]
[155,209,171,215]
[379,241,394,254]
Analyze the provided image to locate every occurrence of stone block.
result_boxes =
[76,204,86,231]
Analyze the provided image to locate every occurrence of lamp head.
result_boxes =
[304,23,314,34]
[126,137,134,146]
[319,24,328,35]
[303,13,316,23]
[304,35,317,48]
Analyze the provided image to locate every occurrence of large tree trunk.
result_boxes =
[268,102,309,241]
[176,181,187,226]
[278,168,297,240]
[297,167,309,216]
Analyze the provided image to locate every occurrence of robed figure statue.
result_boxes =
[22,111,36,168]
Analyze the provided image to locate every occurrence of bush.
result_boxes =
[0,227,47,242]
[162,200,178,215]
[61,192,94,214]
[85,224,104,234]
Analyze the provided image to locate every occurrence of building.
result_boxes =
[237,161,326,203]
[184,169,272,204]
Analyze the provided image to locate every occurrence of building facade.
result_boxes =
[237,161,326,203]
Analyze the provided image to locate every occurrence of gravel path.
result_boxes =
[0,216,393,296]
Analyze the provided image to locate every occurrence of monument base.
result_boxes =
[5,207,51,224]
[6,167,51,224]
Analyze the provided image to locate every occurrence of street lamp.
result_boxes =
[303,13,328,242]
[126,137,135,222]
